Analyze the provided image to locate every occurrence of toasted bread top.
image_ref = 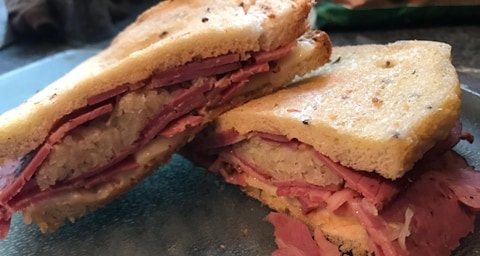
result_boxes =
[214,41,460,179]
[0,0,314,164]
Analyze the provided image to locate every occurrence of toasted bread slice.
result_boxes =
[214,41,460,179]
[0,0,315,165]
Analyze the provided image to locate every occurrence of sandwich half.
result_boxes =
[0,0,332,238]
[190,41,480,255]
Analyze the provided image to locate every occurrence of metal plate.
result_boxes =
[0,50,479,256]
[453,86,480,256]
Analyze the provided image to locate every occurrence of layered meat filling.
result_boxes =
[36,88,170,189]
[0,42,296,238]
[233,135,343,187]
[195,126,480,256]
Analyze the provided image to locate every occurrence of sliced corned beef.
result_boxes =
[266,212,340,256]
[0,43,296,238]
[201,125,480,255]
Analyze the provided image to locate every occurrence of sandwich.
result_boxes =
[189,41,480,255]
[0,0,333,238]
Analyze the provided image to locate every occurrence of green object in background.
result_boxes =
[316,2,480,29]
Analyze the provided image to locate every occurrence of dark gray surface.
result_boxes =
[0,0,158,75]
[452,88,480,256]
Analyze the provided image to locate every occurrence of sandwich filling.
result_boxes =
[192,124,480,255]
[0,42,296,238]
[266,211,342,256]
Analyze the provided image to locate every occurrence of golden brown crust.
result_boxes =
[0,0,314,165]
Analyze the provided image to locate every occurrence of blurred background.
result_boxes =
[0,0,479,76]
[0,0,479,80]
